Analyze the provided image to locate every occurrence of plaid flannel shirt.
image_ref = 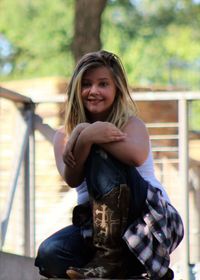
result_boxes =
[123,184,184,279]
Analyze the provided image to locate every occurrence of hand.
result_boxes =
[83,121,127,145]
[63,123,90,167]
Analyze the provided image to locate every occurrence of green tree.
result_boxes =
[73,0,107,62]
[102,0,200,89]
[0,0,74,79]
[102,0,200,130]
[0,0,200,91]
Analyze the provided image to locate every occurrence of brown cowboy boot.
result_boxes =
[66,184,130,279]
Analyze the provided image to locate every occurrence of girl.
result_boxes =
[35,50,184,279]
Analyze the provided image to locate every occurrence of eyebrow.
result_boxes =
[82,77,110,81]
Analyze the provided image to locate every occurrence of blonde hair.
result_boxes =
[65,50,137,134]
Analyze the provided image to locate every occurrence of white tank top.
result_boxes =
[76,144,170,204]
[135,145,170,202]
[76,181,89,204]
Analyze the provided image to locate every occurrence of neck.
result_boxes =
[86,112,109,123]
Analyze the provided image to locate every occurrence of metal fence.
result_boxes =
[0,86,200,279]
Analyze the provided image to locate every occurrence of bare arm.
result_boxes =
[100,116,149,166]
[53,123,90,181]
[54,118,148,188]
[63,121,127,187]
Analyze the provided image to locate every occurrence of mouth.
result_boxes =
[87,99,103,104]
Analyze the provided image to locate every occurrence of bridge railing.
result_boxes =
[0,87,36,257]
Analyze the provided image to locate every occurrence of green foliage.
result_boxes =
[0,0,74,79]
[102,0,200,129]
[190,101,200,130]
[1,0,200,88]
[0,0,200,128]
[102,0,200,90]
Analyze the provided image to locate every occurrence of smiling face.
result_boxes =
[81,66,117,122]
[65,50,137,134]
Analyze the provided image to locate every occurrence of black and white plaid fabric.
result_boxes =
[123,184,184,279]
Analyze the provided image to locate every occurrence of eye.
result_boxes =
[99,81,108,87]
[81,81,91,88]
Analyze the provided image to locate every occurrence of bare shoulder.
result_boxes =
[55,126,65,135]
[123,116,148,134]
[124,116,149,147]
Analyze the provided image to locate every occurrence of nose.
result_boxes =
[89,84,99,95]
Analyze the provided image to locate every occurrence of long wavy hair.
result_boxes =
[64,50,137,134]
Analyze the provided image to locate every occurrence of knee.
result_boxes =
[35,240,52,267]
[36,225,77,261]
[35,238,62,277]
[35,226,93,278]
[36,238,55,261]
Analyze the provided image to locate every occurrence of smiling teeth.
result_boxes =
[88,99,102,101]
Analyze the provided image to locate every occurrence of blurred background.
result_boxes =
[0,0,200,279]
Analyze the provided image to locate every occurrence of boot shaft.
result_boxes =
[92,184,130,249]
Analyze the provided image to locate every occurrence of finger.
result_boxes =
[69,159,76,167]
[63,154,76,167]
[112,132,127,138]
[69,151,75,160]
[111,127,125,134]
[69,153,76,164]
[110,135,127,142]
[67,154,76,165]
[66,159,76,168]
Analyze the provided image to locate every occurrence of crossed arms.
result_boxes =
[53,117,149,188]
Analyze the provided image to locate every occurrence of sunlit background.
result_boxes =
[0,1,200,279]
